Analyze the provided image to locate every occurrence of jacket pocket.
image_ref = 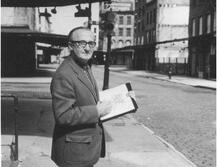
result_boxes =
[63,135,93,163]
[65,135,92,143]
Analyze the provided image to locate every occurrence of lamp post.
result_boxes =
[102,11,117,90]
[103,33,112,90]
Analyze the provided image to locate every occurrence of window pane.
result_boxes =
[214,11,216,32]
[141,36,144,45]
[199,16,203,35]
[146,31,149,43]
[127,16,131,25]
[192,18,196,36]
[152,30,156,42]
[126,28,131,36]
[119,28,123,36]
[150,11,153,24]
[207,14,211,33]
[147,12,149,24]
[153,9,156,23]
[119,16,124,24]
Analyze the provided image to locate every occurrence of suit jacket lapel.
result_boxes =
[67,56,98,103]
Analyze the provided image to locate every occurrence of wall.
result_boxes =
[1,7,36,30]
[2,36,36,76]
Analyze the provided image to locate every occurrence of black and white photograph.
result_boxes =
[1,0,216,167]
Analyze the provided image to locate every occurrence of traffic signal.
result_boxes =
[74,4,90,17]
[100,11,117,35]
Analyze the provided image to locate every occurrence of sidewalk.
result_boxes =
[99,65,216,90]
[1,66,210,167]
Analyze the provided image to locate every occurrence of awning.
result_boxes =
[2,26,68,46]
[1,0,110,7]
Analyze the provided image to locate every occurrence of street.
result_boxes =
[1,65,216,167]
[92,66,216,167]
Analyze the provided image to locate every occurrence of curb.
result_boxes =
[111,70,216,91]
[129,115,198,167]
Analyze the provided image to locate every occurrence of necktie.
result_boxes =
[83,66,95,89]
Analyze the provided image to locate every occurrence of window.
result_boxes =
[141,20,145,31]
[126,28,131,36]
[206,14,211,33]
[192,18,196,36]
[153,9,156,23]
[118,28,123,36]
[119,16,124,24]
[141,36,144,45]
[147,12,149,24]
[152,30,156,42]
[150,11,153,24]
[138,22,140,33]
[94,27,97,33]
[146,31,150,43]
[127,16,131,25]
[142,6,145,15]
[118,40,123,48]
[199,16,203,35]
[214,11,216,32]
[125,40,131,46]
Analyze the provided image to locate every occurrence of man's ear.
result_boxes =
[68,43,73,50]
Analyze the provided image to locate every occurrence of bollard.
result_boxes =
[168,66,172,79]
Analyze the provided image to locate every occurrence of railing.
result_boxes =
[1,94,19,161]
[155,57,188,75]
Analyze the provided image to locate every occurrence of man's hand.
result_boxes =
[127,91,136,101]
[97,101,112,117]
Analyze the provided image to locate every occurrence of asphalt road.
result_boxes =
[92,66,216,167]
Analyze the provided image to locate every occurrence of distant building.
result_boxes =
[1,7,66,76]
[188,0,216,79]
[99,0,135,50]
[98,0,135,67]
[134,0,189,72]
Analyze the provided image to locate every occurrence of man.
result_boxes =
[50,27,112,167]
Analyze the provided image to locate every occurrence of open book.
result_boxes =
[99,83,138,122]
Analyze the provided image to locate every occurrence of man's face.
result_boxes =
[69,29,95,63]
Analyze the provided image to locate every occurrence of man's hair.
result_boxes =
[68,26,91,42]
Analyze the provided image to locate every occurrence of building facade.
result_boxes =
[2,7,39,76]
[1,7,62,76]
[134,0,189,73]
[188,0,216,79]
[98,0,135,67]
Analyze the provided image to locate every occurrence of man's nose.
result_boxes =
[84,43,91,50]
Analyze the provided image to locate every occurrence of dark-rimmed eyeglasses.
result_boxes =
[69,40,96,49]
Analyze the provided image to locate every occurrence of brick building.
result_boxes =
[98,0,135,67]
[188,0,216,79]
[134,0,189,72]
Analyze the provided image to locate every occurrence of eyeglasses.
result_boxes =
[69,40,96,49]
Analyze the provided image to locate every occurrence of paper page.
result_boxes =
[99,83,136,121]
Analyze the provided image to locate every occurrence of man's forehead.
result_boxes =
[71,29,94,40]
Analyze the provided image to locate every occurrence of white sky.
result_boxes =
[47,3,99,35]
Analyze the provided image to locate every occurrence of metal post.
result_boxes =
[14,96,18,161]
[176,58,178,74]
[103,34,112,90]
[88,3,92,29]
[2,94,19,161]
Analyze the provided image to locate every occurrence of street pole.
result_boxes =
[88,2,92,29]
[103,33,112,90]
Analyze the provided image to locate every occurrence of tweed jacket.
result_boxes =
[50,55,105,167]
